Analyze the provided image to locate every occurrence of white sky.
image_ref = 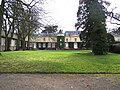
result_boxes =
[0,0,120,32]
[43,0,120,32]
[0,0,2,5]
[43,0,79,32]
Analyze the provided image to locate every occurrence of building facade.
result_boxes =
[64,31,81,49]
[1,30,120,51]
[30,33,58,50]
[1,31,17,51]
[1,30,28,51]
[30,31,82,50]
[114,35,120,42]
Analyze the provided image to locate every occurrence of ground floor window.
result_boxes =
[43,43,46,48]
[69,42,74,49]
[74,43,78,49]
[48,43,51,48]
[1,38,5,46]
[38,43,41,48]
[52,43,55,48]
[65,42,81,49]
[33,43,36,48]
[65,43,69,48]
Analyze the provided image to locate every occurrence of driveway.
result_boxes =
[0,74,120,90]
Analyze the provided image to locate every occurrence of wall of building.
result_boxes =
[64,35,82,49]
[0,31,28,51]
[30,33,82,50]
[30,36,57,43]
[2,31,120,51]
[65,35,81,42]
[114,36,120,42]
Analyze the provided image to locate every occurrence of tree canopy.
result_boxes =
[42,25,58,33]
[76,0,108,55]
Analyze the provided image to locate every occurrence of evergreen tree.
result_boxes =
[42,25,58,33]
[76,0,108,55]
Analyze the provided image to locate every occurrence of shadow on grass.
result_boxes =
[0,60,67,73]
[0,51,120,74]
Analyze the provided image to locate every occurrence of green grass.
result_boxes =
[0,50,120,73]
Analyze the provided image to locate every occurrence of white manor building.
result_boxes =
[30,31,82,50]
[1,30,120,51]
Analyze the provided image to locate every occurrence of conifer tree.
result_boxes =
[76,0,108,55]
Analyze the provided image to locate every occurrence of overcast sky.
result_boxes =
[43,0,120,32]
[0,0,2,5]
[0,0,120,32]
[43,0,79,32]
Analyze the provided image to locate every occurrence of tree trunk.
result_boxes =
[6,38,11,51]
[0,8,2,51]
[16,39,20,50]
[21,39,26,50]
[27,34,30,50]
[0,0,4,51]
[7,17,15,51]
[5,36,8,51]
[16,21,21,50]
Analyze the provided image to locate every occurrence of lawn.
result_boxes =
[0,50,120,73]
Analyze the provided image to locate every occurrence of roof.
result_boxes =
[32,33,58,36]
[32,31,81,37]
[64,31,80,36]
[39,33,58,36]
[110,32,120,37]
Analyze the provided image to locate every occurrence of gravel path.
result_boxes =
[0,74,120,90]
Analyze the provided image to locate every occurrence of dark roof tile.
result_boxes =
[64,31,80,36]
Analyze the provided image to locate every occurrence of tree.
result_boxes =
[107,8,120,25]
[79,31,91,49]
[0,0,46,51]
[76,0,108,55]
[18,8,41,50]
[0,0,4,51]
[112,27,120,35]
[107,33,115,46]
[42,25,58,33]
[2,0,16,51]
[75,0,93,49]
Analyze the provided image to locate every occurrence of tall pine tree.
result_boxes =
[76,0,108,55]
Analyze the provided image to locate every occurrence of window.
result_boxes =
[66,38,68,42]
[60,39,62,41]
[38,43,41,48]
[75,38,77,42]
[60,43,62,46]
[43,43,46,48]
[43,38,46,41]
[52,43,55,48]
[48,43,51,48]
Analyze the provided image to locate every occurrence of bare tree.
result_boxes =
[0,0,4,51]
[0,0,46,51]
